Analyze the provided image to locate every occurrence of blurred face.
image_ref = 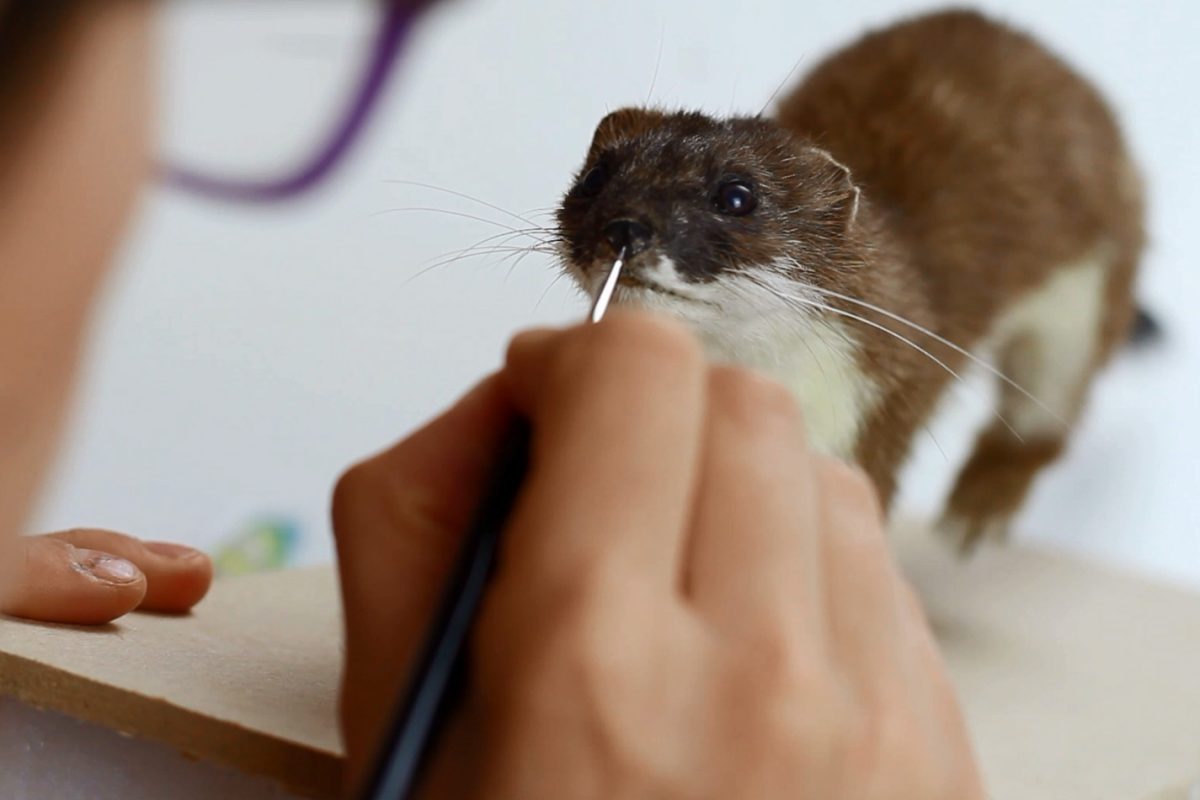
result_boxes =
[0,1,155,582]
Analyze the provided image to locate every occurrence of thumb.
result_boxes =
[1,535,147,625]
[331,373,513,782]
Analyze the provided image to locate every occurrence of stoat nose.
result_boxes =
[602,218,653,257]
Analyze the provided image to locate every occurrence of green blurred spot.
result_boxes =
[212,516,301,576]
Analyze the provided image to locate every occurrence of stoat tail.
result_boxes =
[1129,307,1164,348]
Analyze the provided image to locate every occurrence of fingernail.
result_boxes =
[144,541,201,560]
[83,555,141,584]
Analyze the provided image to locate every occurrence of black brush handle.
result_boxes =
[357,419,531,799]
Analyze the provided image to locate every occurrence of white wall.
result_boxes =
[32,0,1200,582]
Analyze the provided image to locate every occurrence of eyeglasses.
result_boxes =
[162,0,434,204]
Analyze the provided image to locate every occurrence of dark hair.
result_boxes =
[0,2,82,164]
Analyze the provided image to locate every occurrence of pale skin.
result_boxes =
[0,2,214,622]
[1,3,986,798]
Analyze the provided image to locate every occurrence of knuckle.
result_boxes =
[852,699,972,798]
[509,560,617,649]
[503,581,633,707]
[717,645,865,775]
[818,457,884,521]
[897,580,932,628]
[709,365,803,432]
[829,520,890,567]
[757,669,858,766]
[26,535,73,561]
[744,634,833,710]
[330,460,375,527]
[753,636,806,691]
[811,691,867,766]
[864,701,919,768]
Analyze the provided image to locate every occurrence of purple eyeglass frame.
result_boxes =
[163,0,433,203]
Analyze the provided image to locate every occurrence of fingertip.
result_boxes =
[504,310,705,421]
[0,539,147,625]
[586,310,705,372]
[596,307,697,343]
[138,543,213,612]
[503,327,565,414]
[504,311,699,378]
[814,456,883,523]
[44,530,213,615]
[68,548,150,624]
[706,364,809,445]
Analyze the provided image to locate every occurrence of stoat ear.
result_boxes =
[805,147,861,230]
[590,107,667,154]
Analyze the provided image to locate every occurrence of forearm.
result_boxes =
[0,0,154,579]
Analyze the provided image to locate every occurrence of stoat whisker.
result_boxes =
[757,53,809,118]
[381,179,543,228]
[411,229,561,280]
[799,307,951,461]
[645,25,666,105]
[744,275,1025,442]
[434,237,558,264]
[504,243,552,280]
[804,283,1067,430]
[795,304,953,463]
[369,206,553,237]
[723,277,950,462]
[403,244,556,287]
[534,271,572,313]
[418,228,561,270]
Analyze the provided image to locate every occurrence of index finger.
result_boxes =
[500,312,707,593]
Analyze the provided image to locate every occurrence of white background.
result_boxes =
[32,0,1199,584]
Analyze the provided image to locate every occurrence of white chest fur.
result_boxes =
[697,314,880,460]
[611,259,881,461]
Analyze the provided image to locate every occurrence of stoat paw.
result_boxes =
[935,512,1012,556]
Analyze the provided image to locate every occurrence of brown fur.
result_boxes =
[557,9,1143,548]
[777,9,1142,518]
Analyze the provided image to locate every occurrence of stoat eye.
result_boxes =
[714,181,757,216]
[579,163,609,197]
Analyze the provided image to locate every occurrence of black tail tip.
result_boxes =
[1129,307,1164,347]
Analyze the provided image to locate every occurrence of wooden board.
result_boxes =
[2,524,1199,799]
[893,525,1200,799]
[0,567,344,799]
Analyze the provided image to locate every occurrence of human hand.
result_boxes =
[473,314,986,798]
[334,312,985,799]
[332,372,515,792]
[0,530,213,625]
[0,2,159,616]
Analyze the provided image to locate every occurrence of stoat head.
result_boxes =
[556,107,866,327]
